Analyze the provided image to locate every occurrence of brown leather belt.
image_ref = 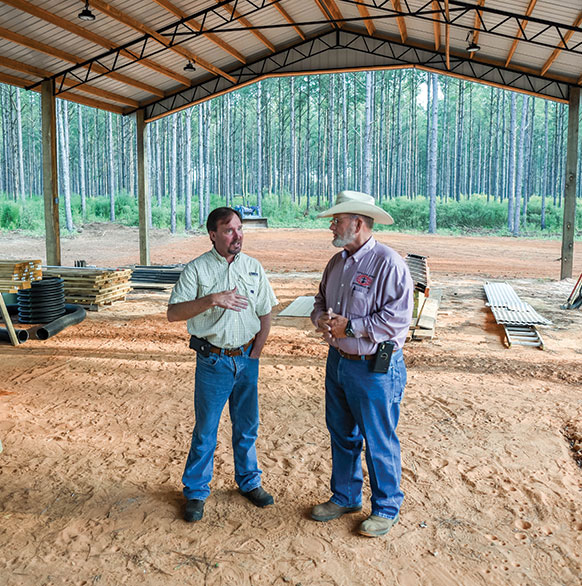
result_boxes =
[338,349,375,361]
[208,338,254,357]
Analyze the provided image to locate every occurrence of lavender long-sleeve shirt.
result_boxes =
[311,236,413,352]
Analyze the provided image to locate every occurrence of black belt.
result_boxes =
[208,338,254,357]
[338,349,375,361]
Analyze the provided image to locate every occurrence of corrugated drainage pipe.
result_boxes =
[36,304,86,340]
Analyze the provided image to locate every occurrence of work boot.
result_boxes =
[240,486,274,507]
[311,500,362,522]
[184,499,205,522]
[358,513,399,537]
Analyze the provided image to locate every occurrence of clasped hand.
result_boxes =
[213,287,248,311]
[316,309,349,342]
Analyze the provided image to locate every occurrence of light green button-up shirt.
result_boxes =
[169,247,278,348]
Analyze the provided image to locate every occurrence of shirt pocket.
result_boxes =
[349,290,370,317]
[237,275,259,307]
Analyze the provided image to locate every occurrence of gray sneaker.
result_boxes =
[358,513,399,537]
[311,500,362,522]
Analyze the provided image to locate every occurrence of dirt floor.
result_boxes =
[1,225,581,586]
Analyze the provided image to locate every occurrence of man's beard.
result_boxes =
[332,225,356,248]
[228,240,242,254]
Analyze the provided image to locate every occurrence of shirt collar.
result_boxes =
[341,236,376,262]
[210,246,240,265]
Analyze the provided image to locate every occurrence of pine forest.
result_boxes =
[1,69,581,237]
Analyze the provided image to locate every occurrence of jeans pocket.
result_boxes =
[198,352,219,366]
[388,358,406,404]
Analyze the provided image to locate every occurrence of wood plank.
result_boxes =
[0,294,19,346]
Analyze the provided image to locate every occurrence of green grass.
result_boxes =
[0,191,579,238]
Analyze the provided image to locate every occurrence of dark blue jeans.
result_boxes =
[325,346,407,519]
[182,345,262,500]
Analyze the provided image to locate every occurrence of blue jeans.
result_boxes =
[182,345,262,500]
[325,346,407,519]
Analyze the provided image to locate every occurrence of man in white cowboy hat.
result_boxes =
[310,190,413,538]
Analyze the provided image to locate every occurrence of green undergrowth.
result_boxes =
[0,191,579,239]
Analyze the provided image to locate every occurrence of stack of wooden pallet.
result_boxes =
[43,266,133,310]
[0,259,42,293]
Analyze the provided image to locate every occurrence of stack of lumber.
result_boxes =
[0,259,42,293]
[43,266,133,310]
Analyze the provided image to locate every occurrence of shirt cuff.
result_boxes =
[350,317,366,339]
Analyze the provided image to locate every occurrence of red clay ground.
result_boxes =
[0,225,581,586]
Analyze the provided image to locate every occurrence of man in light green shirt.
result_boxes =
[168,207,277,522]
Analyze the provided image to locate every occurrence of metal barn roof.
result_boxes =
[0,0,581,120]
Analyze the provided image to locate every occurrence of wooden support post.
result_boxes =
[41,79,61,266]
[135,109,150,266]
[0,294,19,346]
[561,86,579,280]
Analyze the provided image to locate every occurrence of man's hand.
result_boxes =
[212,287,248,312]
[316,308,349,342]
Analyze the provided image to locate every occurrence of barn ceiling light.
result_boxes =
[78,1,96,22]
[466,31,480,53]
[184,61,196,72]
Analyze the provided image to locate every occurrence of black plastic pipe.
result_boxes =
[0,327,29,343]
[36,304,86,340]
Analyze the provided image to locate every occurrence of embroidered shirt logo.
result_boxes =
[354,272,374,288]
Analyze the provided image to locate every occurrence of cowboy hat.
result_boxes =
[316,191,394,225]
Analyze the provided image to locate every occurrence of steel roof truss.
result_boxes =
[142,28,569,120]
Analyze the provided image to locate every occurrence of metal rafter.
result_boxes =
[2,0,191,87]
[0,70,125,113]
[151,0,247,63]
[28,0,280,97]
[214,0,276,52]
[0,25,165,96]
[341,0,582,57]
[505,0,538,68]
[87,0,236,82]
[541,11,582,76]
[313,0,341,29]
[0,55,139,106]
[141,28,569,122]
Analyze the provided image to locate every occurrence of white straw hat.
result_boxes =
[317,191,394,225]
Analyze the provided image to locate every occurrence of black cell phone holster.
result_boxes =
[189,335,211,357]
[371,341,395,373]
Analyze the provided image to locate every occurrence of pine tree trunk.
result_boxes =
[513,95,529,235]
[14,88,26,200]
[77,105,87,217]
[107,112,116,221]
[57,101,74,231]
[428,73,438,233]
[507,93,517,232]
[342,74,349,188]
[541,101,549,229]
[184,110,192,230]
[363,71,374,195]
[327,77,335,203]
